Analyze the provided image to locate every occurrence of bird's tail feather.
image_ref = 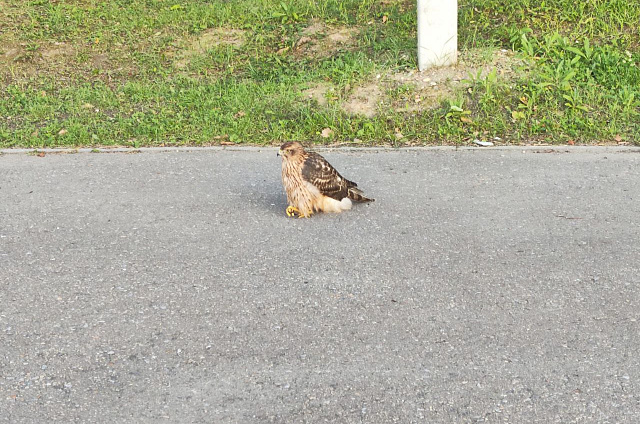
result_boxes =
[348,187,374,203]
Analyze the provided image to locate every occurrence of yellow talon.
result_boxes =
[286,206,300,217]
[286,206,313,218]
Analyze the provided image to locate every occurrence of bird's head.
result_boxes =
[278,141,305,159]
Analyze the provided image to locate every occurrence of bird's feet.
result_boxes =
[286,206,301,217]
[286,206,312,218]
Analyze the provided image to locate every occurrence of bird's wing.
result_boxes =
[302,152,356,200]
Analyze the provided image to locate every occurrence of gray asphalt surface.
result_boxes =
[1,146,640,423]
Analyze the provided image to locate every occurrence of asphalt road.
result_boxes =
[1,146,640,423]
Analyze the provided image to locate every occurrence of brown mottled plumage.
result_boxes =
[278,141,373,218]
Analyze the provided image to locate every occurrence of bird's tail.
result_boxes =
[348,187,374,203]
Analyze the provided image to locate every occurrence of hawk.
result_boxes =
[278,141,373,218]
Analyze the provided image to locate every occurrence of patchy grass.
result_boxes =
[0,0,638,148]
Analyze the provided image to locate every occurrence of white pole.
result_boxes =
[417,0,458,71]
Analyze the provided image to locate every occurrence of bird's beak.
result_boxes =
[277,150,282,157]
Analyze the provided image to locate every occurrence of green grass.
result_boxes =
[1,0,639,147]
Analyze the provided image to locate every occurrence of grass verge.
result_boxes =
[1,0,638,147]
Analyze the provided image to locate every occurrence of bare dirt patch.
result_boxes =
[342,82,382,118]
[91,53,110,70]
[326,29,355,44]
[392,48,526,86]
[0,41,77,65]
[301,21,325,37]
[0,39,137,85]
[193,28,245,51]
[296,48,526,119]
[1,45,22,62]
[293,22,359,58]
[301,83,333,107]
[175,27,245,68]
[40,42,76,60]
[388,48,527,113]
[0,42,77,81]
